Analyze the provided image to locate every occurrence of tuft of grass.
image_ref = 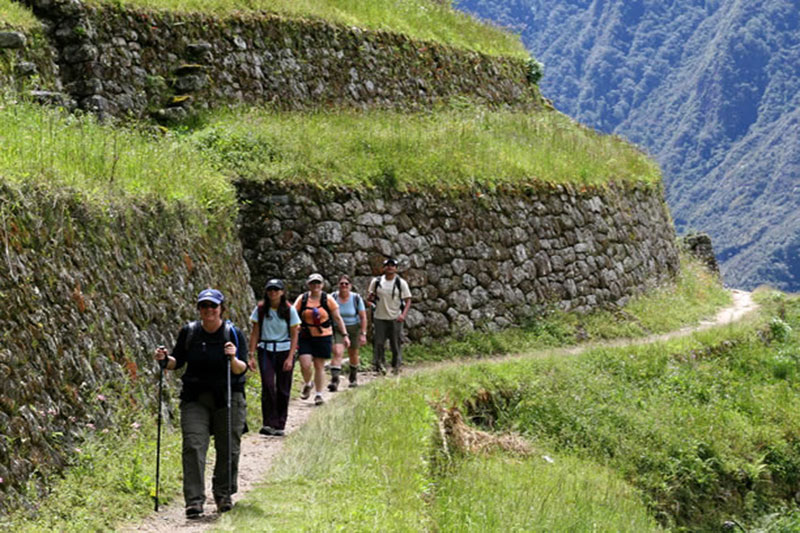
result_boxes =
[84,0,529,59]
[0,0,38,30]
[0,93,235,210]
[189,105,663,190]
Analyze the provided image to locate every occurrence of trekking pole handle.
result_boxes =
[156,345,168,369]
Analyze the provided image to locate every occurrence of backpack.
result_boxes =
[184,320,238,353]
[370,276,406,311]
[256,300,292,340]
[299,291,332,334]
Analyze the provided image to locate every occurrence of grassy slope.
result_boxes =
[84,0,529,59]
[0,96,663,202]
[191,105,661,190]
[222,290,800,533]
[0,0,38,29]
[1,258,730,531]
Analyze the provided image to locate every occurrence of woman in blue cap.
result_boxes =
[248,278,300,437]
[154,288,248,519]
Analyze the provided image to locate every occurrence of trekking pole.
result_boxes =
[226,353,232,500]
[154,346,166,512]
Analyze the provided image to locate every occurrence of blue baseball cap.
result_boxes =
[197,288,224,305]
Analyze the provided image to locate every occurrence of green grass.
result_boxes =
[0,94,661,200]
[0,93,235,209]
[222,293,800,532]
[398,254,730,364]
[1,392,184,532]
[225,379,660,532]
[189,105,662,190]
[85,0,528,59]
[0,0,38,30]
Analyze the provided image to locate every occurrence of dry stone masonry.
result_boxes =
[0,183,254,514]
[12,0,543,120]
[237,181,681,343]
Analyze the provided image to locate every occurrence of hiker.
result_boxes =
[294,273,350,406]
[331,274,368,390]
[153,288,248,518]
[248,278,300,437]
[367,258,412,375]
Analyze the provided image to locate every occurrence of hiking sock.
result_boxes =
[349,365,358,384]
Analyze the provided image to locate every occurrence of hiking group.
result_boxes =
[153,258,411,518]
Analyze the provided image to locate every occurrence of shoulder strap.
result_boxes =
[393,277,401,300]
[184,320,200,352]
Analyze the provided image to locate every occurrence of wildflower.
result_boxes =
[102,428,109,434]
[68,416,77,423]
[47,408,57,416]
[0,477,4,484]
[131,422,141,430]
[75,447,82,454]
[86,423,96,430]
[542,455,555,464]
[96,394,107,402]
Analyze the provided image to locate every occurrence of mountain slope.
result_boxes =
[455,0,800,291]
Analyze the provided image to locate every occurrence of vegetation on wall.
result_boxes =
[83,0,529,60]
[0,0,38,29]
[190,104,662,190]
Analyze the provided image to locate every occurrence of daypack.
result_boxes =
[184,319,238,352]
[370,276,406,311]
[299,291,332,334]
[256,300,292,341]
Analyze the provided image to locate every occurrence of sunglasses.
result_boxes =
[266,287,282,292]
[308,280,322,285]
[339,282,350,286]
[198,301,219,309]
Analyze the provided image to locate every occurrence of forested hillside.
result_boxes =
[455,0,800,292]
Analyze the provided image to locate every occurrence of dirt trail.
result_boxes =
[121,289,757,533]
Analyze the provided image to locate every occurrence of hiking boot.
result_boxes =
[185,502,204,519]
[215,495,233,513]
[314,394,324,406]
[328,367,341,392]
[348,366,358,387]
[300,383,313,400]
[259,425,276,436]
[375,365,387,376]
[272,428,285,436]
[391,366,401,376]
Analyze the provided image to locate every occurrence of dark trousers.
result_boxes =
[373,318,403,370]
[258,347,294,430]
[180,391,246,506]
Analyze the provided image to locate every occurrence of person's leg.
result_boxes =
[211,391,246,506]
[258,348,277,429]
[273,350,294,430]
[180,395,212,510]
[313,356,327,393]
[346,323,361,386]
[373,319,389,373]
[298,353,314,399]
[329,341,344,392]
[389,320,403,371]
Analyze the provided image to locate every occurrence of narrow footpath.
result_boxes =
[122,289,757,533]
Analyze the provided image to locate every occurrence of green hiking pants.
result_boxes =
[180,391,246,506]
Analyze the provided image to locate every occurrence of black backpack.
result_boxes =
[184,320,239,352]
[299,291,332,334]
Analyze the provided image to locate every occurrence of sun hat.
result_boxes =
[197,288,224,305]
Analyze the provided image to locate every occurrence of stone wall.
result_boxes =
[14,0,543,119]
[0,26,62,101]
[0,183,254,513]
[237,181,681,343]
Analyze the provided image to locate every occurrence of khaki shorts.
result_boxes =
[334,323,362,346]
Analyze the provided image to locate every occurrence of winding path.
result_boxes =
[121,289,757,533]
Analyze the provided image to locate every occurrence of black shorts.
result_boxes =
[298,335,333,359]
